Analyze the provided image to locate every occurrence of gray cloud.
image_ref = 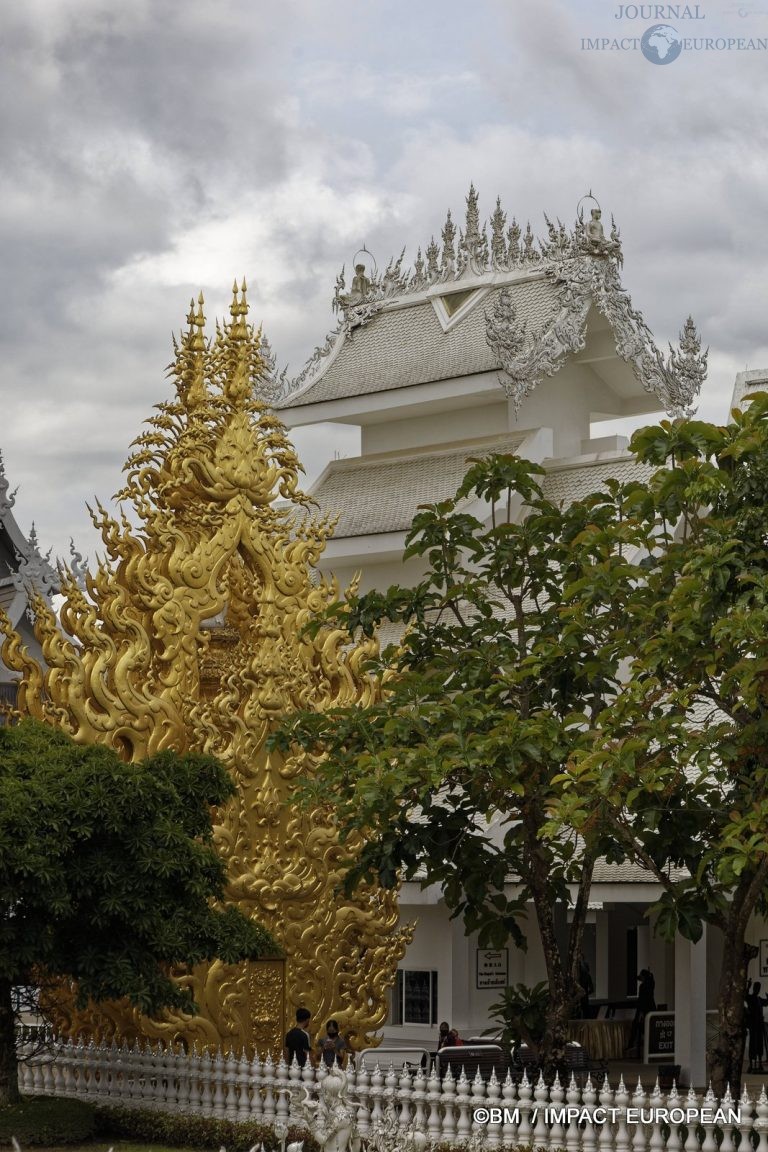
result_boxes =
[1,0,766,565]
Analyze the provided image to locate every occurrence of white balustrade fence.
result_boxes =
[15,1036,768,1150]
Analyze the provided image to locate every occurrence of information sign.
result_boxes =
[476,949,508,989]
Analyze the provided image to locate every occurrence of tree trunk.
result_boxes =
[527,828,593,1078]
[0,978,20,1105]
[709,904,752,1097]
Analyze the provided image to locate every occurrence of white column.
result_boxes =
[595,912,610,999]
[674,927,707,1088]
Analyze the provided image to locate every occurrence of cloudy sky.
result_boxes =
[2,0,767,562]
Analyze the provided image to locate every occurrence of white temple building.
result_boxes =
[275,189,728,1082]
[0,451,58,712]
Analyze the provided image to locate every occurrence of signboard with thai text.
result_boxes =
[476,949,509,989]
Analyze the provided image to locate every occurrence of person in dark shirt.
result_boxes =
[318,1018,348,1068]
[627,968,656,1051]
[745,981,768,1073]
[284,1007,314,1068]
[436,1021,451,1051]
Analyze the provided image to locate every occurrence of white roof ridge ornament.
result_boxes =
[484,191,706,418]
[285,186,632,401]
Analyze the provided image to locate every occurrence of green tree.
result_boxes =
[0,718,278,1104]
[551,394,768,1095]
[273,454,645,1073]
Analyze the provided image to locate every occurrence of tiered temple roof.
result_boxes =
[277,186,707,425]
[0,451,58,688]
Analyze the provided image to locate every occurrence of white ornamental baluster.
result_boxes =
[412,1064,430,1147]
[755,1086,768,1152]
[72,1039,85,1098]
[440,1065,456,1144]
[153,1041,166,1109]
[683,1085,700,1152]
[212,1049,226,1119]
[631,1076,647,1152]
[355,1062,373,1141]
[189,1043,203,1113]
[486,1068,502,1148]
[700,1085,718,1152]
[138,1040,151,1106]
[614,1075,631,1152]
[173,1047,189,1114]
[369,1064,385,1132]
[564,1071,581,1152]
[24,1052,39,1095]
[255,1051,269,1120]
[61,1040,77,1098]
[236,1050,251,1120]
[108,1040,120,1102]
[32,1055,47,1097]
[549,1073,566,1150]
[518,1070,534,1146]
[665,1082,683,1152]
[398,1064,414,1130]
[275,1057,291,1131]
[454,1068,472,1144]
[199,1048,214,1116]
[738,1085,755,1152]
[137,1043,151,1108]
[470,1069,487,1137]
[262,1054,276,1121]
[598,1075,616,1152]
[718,1085,736,1152]
[223,1048,238,1121]
[501,1071,519,1147]
[17,1052,31,1095]
[91,1039,105,1102]
[426,1059,444,1142]
[158,1043,173,1111]
[532,1071,549,1147]
[582,1074,599,1152]
[49,1050,62,1098]
[648,1078,665,1152]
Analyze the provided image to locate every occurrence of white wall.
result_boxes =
[361,403,509,457]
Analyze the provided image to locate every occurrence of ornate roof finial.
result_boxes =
[0,449,18,517]
[229,278,249,341]
[425,237,440,279]
[441,209,456,276]
[490,197,507,270]
[461,183,482,273]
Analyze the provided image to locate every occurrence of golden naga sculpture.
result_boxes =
[0,283,410,1054]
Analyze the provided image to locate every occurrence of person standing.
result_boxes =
[285,1007,315,1068]
[318,1018,348,1068]
[627,968,656,1051]
[745,981,768,1073]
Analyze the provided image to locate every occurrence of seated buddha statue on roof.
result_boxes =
[583,208,620,258]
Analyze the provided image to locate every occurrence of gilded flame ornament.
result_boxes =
[0,283,410,1054]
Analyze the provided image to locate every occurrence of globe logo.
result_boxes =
[641,23,683,64]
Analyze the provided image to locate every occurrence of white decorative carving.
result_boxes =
[486,252,705,416]
[284,187,705,415]
[12,522,58,605]
[0,451,18,519]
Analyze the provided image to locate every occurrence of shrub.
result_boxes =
[95,1104,320,1152]
[0,1096,96,1145]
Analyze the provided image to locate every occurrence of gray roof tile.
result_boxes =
[280,279,559,409]
[311,433,529,538]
